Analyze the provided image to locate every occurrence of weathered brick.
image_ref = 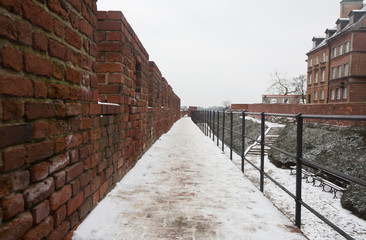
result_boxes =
[49,154,70,174]
[53,171,66,189]
[53,204,66,226]
[31,200,49,224]
[25,140,53,164]
[23,177,54,208]
[47,0,68,20]
[1,45,22,71]
[24,52,51,77]
[49,39,69,61]
[0,124,32,149]
[53,18,64,37]
[0,76,33,97]
[10,170,30,192]
[0,212,32,240]
[0,13,32,45]
[1,193,24,220]
[79,20,93,38]
[54,137,67,154]
[29,162,49,182]
[52,62,64,80]
[67,191,83,216]
[66,162,83,183]
[97,21,122,31]
[78,197,92,219]
[48,83,70,99]
[0,0,21,14]
[46,220,70,240]
[70,179,80,196]
[66,103,82,116]
[79,144,93,159]
[97,42,123,52]
[23,216,53,240]
[33,31,48,52]
[65,67,81,84]
[33,81,48,99]
[22,0,52,32]
[65,27,82,49]
[2,100,23,121]
[25,102,55,120]
[1,147,25,172]
[50,185,71,211]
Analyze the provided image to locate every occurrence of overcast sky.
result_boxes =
[97,0,349,107]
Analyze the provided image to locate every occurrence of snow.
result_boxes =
[72,118,306,240]
[217,121,366,240]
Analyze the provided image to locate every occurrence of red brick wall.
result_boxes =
[0,2,180,240]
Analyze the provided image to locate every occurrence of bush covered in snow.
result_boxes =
[268,122,366,220]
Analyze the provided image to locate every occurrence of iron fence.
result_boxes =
[190,110,366,240]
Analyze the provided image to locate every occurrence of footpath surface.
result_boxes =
[72,118,307,240]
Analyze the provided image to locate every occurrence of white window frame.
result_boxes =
[309,73,312,84]
[332,47,337,58]
[338,66,342,78]
[314,91,318,101]
[322,52,326,62]
[321,69,325,82]
[339,44,343,55]
[309,58,312,67]
[344,63,349,76]
[321,90,325,100]
[336,88,341,100]
[345,41,350,53]
[343,88,348,99]
[315,56,319,65]
[331,89,335,100]
[332,67,336,79]
[315,71,318,83]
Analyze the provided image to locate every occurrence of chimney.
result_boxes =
[340,0,363,18]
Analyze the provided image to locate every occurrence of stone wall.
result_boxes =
[0,1,180,239]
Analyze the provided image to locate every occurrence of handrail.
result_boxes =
[190,109,366,240]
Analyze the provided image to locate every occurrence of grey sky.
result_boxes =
[97,0,345,107]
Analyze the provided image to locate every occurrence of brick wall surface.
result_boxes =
[0,2,180,240]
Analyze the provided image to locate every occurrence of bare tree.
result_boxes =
[222,100,231,110]
[267,72,307,103]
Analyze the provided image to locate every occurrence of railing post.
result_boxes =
[209,111,212,139]
[241,110,247,173]
[212,111,215,142]
[205,111,208,136]
[222,111,225,152]
[260,112,265,192]
[295,113,303,228]
[230,111,233,160]
[217,111,220,147]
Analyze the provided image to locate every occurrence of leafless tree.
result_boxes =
[222,100,231,110]
[267,72,307,103]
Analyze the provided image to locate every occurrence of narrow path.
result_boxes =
[72,118,306,240]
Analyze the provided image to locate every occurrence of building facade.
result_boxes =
[306,0,366,104]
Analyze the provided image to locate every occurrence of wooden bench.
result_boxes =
[313,177,346,199]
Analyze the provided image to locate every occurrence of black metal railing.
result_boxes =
[190,110,366,240]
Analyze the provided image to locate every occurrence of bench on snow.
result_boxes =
[313,177,346,199]
[290,166,315,183]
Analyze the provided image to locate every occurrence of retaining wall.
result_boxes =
[0,1,180,239]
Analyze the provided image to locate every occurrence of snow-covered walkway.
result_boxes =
[72,118,306,240]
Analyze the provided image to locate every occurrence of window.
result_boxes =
[309,58,312,67]
[309,73,312,84]
[332,67,336,79]
[322,52,326,62]
[339,44,343,55]
[315,56,319,65]
[343,87,348,99]
[344,63,349,76]
[332,47,337,58]
[314,91,318,101]
[336,88,341,100]
[331,89,335,100]
[345,41,350,53]
[338,66,342,78]
[315,71,318,83]
[321,90,325,100]
[321,69,325,82]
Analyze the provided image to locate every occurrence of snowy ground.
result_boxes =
[213,119,366,240]
[73,118,306,240]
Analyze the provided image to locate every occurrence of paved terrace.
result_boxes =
[73,118,307,240]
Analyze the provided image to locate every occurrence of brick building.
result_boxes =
[306,0,366,104]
